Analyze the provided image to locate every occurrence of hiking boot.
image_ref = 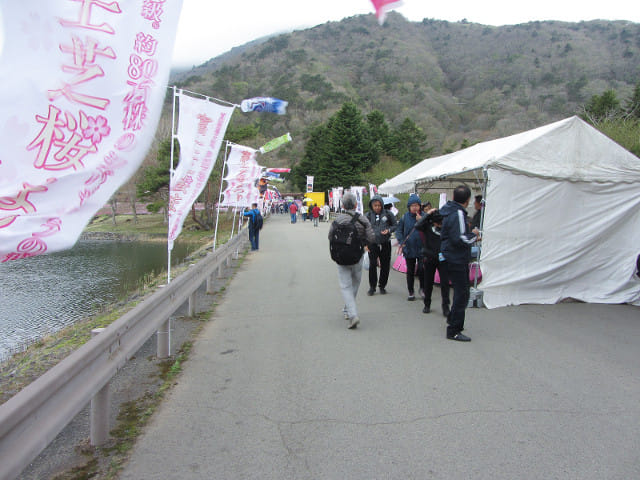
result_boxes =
[348,317,360,329]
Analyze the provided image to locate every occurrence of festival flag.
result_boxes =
[168,94,234,251]
[369,183,378,198]
[370,0,403,25]
[265,168,291,173]
[220,145,262,207]
[259,132,292,153]
[351,186,366,214]
[0,1,183,261]
[240,97,288,115]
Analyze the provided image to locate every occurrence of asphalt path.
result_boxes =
[120,213,640,480]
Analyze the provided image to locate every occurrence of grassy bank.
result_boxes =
[1,210,242,402]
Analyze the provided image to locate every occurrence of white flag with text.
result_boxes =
[0,1,183,261]
[168,94,234,250]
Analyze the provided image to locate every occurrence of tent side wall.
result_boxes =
[480,169,640,308]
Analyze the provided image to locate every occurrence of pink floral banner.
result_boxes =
[0,0,183,262]
[168,93,234,250]
[220,145,262,207]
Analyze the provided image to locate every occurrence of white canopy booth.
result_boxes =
[379,116,640,308]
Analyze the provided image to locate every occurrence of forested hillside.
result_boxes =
[171,12,640,167]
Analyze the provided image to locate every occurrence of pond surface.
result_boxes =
[0,240,197,361]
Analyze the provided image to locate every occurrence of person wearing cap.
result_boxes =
[395,193,424,301]
[365,194,397,295]
[415,208,450,316]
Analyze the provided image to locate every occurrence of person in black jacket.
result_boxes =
[365,195,397,295]
[440,186,480,342]
[396,194,424,301]
[415,208,450,316]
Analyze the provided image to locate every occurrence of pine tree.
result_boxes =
[387,118,430,165]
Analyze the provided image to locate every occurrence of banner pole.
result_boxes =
[213,141,230,251]
[167,86,178,284]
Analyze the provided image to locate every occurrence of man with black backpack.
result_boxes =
[328,192,375,329]
[243,203,263,251]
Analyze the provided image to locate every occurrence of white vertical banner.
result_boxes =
[0,0,183,261]
[168,94,234,250]
[306,176,314,193]
[439,192,447,209]
[334,187,343,211]
[220,145,262,207]
[351,186,366,214]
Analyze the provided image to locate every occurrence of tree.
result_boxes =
[137,138,174,222]
[317,102,371,191]
[387,118,431,165]
[365,110,390,166]
[625,83,640,119]
[295,102,373,191]
[583,89,621,122]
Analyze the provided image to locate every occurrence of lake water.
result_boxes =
[0,240,197,361]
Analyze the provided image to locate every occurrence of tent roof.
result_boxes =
[379,116,640,194]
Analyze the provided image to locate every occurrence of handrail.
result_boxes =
[0,232,248,480]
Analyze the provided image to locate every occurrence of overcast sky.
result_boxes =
[0,2,637,67]
[171,0,640,67]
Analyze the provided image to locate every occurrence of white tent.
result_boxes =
[379,116,640,308]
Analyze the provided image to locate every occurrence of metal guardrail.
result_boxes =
[0,232,248,480]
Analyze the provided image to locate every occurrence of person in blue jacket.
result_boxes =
[440,185,480,342]
[395,194,424,301]
[243,203,262,251]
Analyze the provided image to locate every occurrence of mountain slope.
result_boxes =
[171,13,640,165]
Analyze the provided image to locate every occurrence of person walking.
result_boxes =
[312,204,321,227]
[243,203,263,251]
[395,194,424,301]
[365,194,397,295]
[328,192,375,329]
[439,185,480,342]
[289,202,298,223]
[415,208,450,316]
[300,204,308,222]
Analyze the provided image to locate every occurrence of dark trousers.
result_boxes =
[423,257,450,309]
[405,257,424,295]
[368,242,391,289]
[249,228,259,250]
[446,263,469,336]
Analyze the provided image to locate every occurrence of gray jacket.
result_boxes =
[328,211,376,246]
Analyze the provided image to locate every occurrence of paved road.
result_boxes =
[120,214,640,480]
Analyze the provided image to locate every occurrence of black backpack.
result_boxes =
[329,213,365,265]
[253,212,263,230]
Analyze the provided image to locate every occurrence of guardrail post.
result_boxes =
[157,319,171,358]
[188,292,197,317]
[90,328,110,446]
[207,273,216,293]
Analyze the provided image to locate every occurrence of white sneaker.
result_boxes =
[348,317,360,329]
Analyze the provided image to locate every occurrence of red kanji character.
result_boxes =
[141,0,165,29]
[59,0,122,34]
[134,32,158,56]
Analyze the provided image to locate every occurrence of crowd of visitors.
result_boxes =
[249,187,482,341]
